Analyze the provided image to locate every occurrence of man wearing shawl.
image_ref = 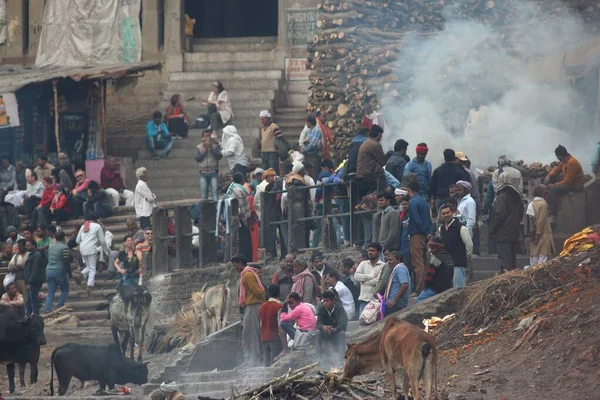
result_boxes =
[222,125,249,177]
[290,257,319,306]
[455,180,477,235]
[526,185,555,267]
[490,172,524,272]
[226,173,252,261]
[259,110,283,174]
[233,255,265,367]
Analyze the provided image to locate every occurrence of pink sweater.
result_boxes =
[280,302,317,332]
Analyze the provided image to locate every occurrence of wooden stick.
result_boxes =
[52,80,61,153]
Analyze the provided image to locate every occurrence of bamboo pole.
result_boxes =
[101,80,108,155]
[52,80,61,152]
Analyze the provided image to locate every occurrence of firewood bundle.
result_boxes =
[307,0,600,160]
[227,363,385,400]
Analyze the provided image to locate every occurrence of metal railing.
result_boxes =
[260,175,385,254]
[150,199,239,275]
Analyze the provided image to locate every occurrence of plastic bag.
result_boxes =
[358,298,381,325]
[3,272,15,288]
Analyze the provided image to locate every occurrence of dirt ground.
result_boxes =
[0,325,179,398]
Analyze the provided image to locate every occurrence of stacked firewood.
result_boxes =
[307,0,600,160]
[224,363,385,400]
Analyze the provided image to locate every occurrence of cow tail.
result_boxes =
[49,348,57,396]
[419,342,431,380]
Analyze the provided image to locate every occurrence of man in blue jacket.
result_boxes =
[407,181,433,294]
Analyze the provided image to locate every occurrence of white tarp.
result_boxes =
[0,0,6,45]
[35,0,142,68]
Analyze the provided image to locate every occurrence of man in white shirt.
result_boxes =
[455,180,477,236]
[76,214,110,290]
[134,167,156,230]
[323,270,355,320]
[354,242,386,315]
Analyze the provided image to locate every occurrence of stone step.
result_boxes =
[160,99,274,112]
[276,107,307,113]
[164,89,277,102]
[184,60,276,72]
[184,50,276,63]
[166,79,281,92]
[70,309,109,321]
[192,37,277,53]
[63,299,109,311]
[179,370,239,383]
[49,288,117,301]
[170,70,282,82]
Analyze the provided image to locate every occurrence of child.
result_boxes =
[258,284,283,367]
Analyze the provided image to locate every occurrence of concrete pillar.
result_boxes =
[164,0,183,73]
[174,206,193,269]
[142,0,161,61]
[198,201,218,266]
[151,209,171,276]
[4,0,25,62]
[28,0,44,61]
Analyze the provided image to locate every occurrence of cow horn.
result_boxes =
[200,283,208,293]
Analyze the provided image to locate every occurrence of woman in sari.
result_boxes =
[165,94,190,138]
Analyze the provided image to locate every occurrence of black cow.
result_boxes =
[0,313,46,394]
[49,343,149,396]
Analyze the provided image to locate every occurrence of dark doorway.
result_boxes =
[185,0,278,39]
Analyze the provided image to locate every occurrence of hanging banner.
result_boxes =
[0,0,6,45]
[0,93,20,129]
[36,0,142,67]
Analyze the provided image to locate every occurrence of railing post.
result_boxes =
[288,186,306,253]
[261,191,277,257]
[174,205,192,269]
[151,209,170,276]
[225,199,239,260]
[322,184,338,250]
[349,180,359,246]
[199,200,218,266]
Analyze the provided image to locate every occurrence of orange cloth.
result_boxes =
[548,155,585,189]
[239,267,265,306]
[560,227,600,257]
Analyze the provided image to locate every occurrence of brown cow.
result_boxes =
[193,281,232,339]
[342,318,437,400]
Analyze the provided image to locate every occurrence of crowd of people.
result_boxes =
[0,152,160,317]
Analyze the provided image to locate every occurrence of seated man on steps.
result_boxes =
[544,145,585,224]
[316,289,348,369]
[146,111,175,160]
[101,157,134,208]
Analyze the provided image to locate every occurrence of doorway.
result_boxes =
[185,0,278,39]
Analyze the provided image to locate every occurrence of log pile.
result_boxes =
[307,0,600,160]
[225,363,385,400]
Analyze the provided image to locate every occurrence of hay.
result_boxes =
[436,246,600,348]
[158,294,204,353]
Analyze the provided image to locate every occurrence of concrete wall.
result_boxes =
[187,322,244,372]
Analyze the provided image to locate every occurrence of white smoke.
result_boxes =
[381,1,597,171]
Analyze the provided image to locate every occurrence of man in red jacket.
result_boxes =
[100,157,134,208]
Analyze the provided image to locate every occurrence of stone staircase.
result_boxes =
[1,207,139,327]
[136,36,307,202]
[177,367,276,399]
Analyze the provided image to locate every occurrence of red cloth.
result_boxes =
[248,194,259,262]
[51,193,71,214]
[317,117,334,160]
[362,115,373,129]
[39,185,57,207]
[259,300,282,342]
[100,166,124,191]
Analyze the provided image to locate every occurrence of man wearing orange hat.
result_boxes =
[404,143,432,196]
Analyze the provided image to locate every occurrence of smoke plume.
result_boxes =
[381,1,598,171]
